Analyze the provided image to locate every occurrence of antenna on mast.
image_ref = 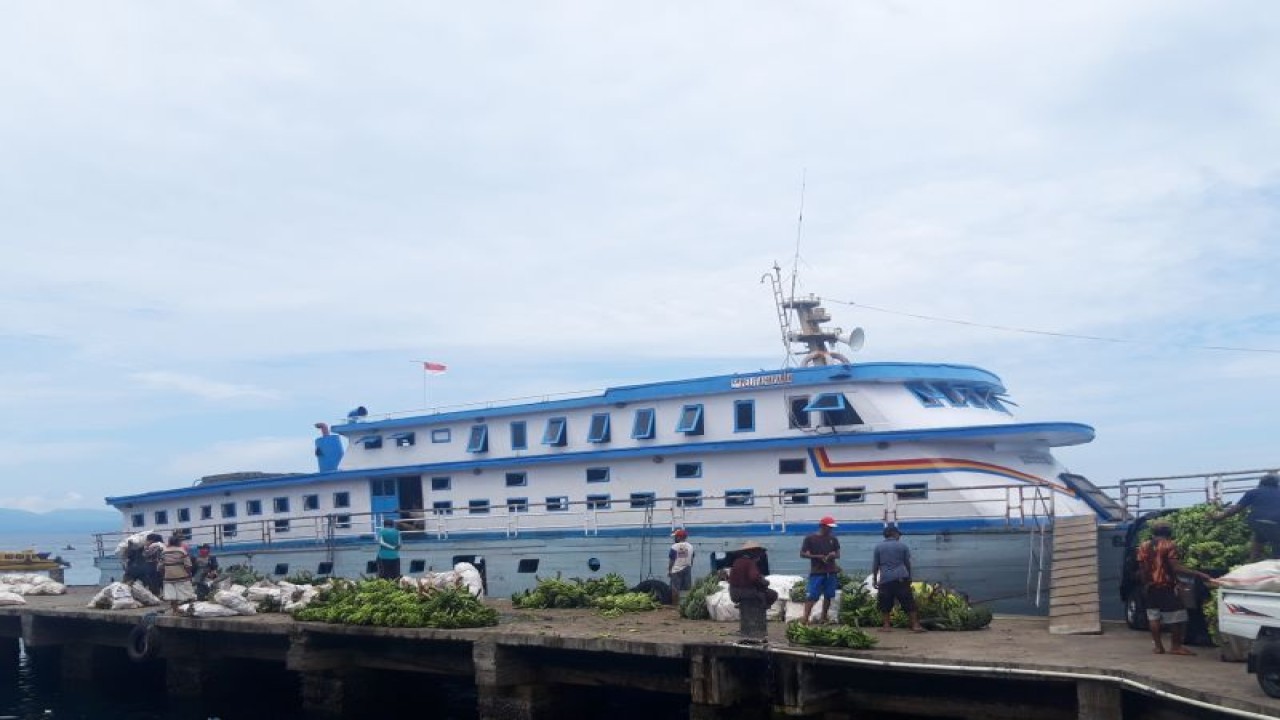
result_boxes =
[789,169,806,302]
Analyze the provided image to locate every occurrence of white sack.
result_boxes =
[246,584,282,604]
[453,563,484,597]
[0,592,26,606]
[115,531,152,560]
[785,590,843,623]
[129,582,162,606]
[25,579,66,596]
[765,575,803,620]
[188,601,238,618]
[213,589,257,615]
[110,582,142,610]
[1216,561,1280,593]
[282,585,319,612]
[705,584,740,622]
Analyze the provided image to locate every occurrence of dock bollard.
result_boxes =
[737,597,769,640]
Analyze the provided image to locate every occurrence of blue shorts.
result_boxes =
[807,573,838,601]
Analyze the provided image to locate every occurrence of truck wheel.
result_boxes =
[1257,638,1280,698]
[1125,596,1148,631]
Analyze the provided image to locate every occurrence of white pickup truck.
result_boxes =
[1218,587,1280,697]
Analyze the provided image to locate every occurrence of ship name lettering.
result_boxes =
[730,373,794,389]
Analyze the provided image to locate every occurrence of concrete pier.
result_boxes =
[0,588,1276,719]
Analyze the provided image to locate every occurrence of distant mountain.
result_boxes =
[0,508,119,533]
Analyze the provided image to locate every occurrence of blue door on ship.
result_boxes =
[370,478,399,524]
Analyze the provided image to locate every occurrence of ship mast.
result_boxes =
[764,264,864,368]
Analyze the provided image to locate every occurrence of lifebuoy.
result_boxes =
[126,622,160,662]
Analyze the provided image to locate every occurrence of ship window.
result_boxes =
[726,489,754,507]
[506,472,527,487]
[431,476,451,491]
[130,513,144,528]
[333,492,350,508]
[392,432,416,447]
[371,479,395,496]
[675,404,704,435]
[788,396,812,428]
[468,499,490,515]
[734,400,755,432]
[246,500,263,516]
[467,425,489,453]
[507,497,529,513]
[177,508,191,523]
[334,514,351,529]
[779,458,807,474]
[273,563,289,575]
[518,559,539,573]
[781,488,809,505]
[907,382,946,408]
[303,495,319,511]
[586,494,611,510]
[542,417,568,447]
[803,393,847,412]
[222,523,237,538]
[357,435,383,449]
[177,527,191,540]
[546,496,569,512]
[431,429,451,443]
[587,413,611,443]
[317,561,333,575]
[221,502,237,519]
[273,497,290,513]
[631,408,656,439]
[895,482,929,500]
[510,421,528,450]
[199,505,213,520]
[630,492,656,508]
[958,387,988,409]
[153,510,169,525]
[366,561,378,574]
[805,393,864,426]
[822,404,863,427]
[675,462,702,479]
[409,560,426,573]
[586,467,610,483]
[433,501,453,516]
[938,384,967,407]
[835,486,866,503]
[676,490,703,508]
[274,519,290,533]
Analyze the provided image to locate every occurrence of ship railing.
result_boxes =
[1115,467,1280,515]
[89,479,1080,559]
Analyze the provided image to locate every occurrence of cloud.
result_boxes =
[131,372,280,402]
[163,436,315,482]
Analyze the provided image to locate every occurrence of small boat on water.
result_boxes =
[0,549,68,572]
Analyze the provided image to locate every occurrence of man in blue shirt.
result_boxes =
[872,525,924,632]
[376,518,402,579]
[1214,473,1280,560]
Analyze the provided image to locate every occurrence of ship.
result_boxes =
[93,267,1134,614]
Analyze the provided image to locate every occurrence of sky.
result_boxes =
[0,1,1277,513]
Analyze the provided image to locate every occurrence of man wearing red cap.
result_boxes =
[668,528,694,607]
[801,516,841,624]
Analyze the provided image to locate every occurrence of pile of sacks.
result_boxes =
[87,578,325,617]
[1215,561,1280,592]
[703,574,860,623]
[397,563,485,598]
[0,573,68,606]
[87,582,163,610]
[703,574,811,622]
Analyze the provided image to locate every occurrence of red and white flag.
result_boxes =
[422,361,448,374]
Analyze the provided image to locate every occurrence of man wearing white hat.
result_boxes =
[801,516,841,624]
